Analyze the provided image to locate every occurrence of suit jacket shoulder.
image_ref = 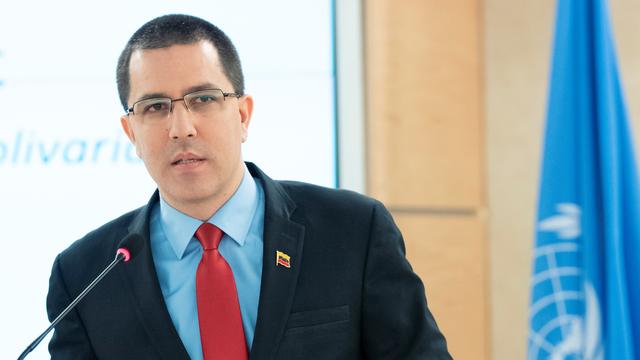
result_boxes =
[56,206,142,271]
[278,179,379,219]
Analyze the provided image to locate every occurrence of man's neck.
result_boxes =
[161,164,246,221]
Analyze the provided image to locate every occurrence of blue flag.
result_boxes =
[528,0,640,359]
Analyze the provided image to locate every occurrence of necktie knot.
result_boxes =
[195,223,223,250]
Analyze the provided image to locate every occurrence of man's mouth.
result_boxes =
[171,153,205,166]
[172,158,203,165]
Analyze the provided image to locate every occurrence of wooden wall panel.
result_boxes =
[365,0,484,208]
[364,1,488,359]
[395,214,488,360]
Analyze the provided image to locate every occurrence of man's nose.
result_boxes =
[168,100,197,139]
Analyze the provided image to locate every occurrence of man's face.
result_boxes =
[121,41,253,216]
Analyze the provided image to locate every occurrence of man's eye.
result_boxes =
[144,102,169,113]
[193,95,217,103]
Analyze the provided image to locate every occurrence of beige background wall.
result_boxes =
[485,1,552,359]
[365,1,487,359]
[364,0,640,359]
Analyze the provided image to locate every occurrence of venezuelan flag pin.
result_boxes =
[276,250,291,268]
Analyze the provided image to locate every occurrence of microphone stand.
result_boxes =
[18,251,127,360]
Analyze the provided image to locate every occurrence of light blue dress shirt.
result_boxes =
[149,166,265,360]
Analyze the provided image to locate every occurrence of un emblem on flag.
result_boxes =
[528,203,603,360]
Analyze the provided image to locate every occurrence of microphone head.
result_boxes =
[116,233,144,263]
[116,248,131,262]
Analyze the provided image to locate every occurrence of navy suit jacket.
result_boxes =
[46,163,451,359]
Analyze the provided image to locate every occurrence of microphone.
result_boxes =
[17,234,143,360]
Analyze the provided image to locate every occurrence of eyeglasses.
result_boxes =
[127,88,241,121]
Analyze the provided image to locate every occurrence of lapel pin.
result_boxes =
[276,250,291,268]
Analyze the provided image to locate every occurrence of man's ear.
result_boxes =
[120,115,136,144]
[120,115,142,158]
[238,95,254,143]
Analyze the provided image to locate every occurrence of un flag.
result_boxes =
[528,0,640,359]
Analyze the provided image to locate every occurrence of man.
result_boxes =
[46,14,451,359]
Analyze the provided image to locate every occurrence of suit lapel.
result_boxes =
[248,164,306,360]
[117,192,190,359]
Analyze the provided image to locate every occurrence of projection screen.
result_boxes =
[0,1,336,357]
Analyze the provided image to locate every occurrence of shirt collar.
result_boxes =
[159,165,259,259]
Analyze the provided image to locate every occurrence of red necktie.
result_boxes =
[195,223,248,359]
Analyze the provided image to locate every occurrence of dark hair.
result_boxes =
[116,14,245,112]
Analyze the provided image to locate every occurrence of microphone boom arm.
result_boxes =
[18,251,126,360]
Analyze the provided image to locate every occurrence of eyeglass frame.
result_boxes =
[126,88,243,116]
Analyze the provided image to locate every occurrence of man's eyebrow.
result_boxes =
[183,83,222,94]
[134,92,169,103]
